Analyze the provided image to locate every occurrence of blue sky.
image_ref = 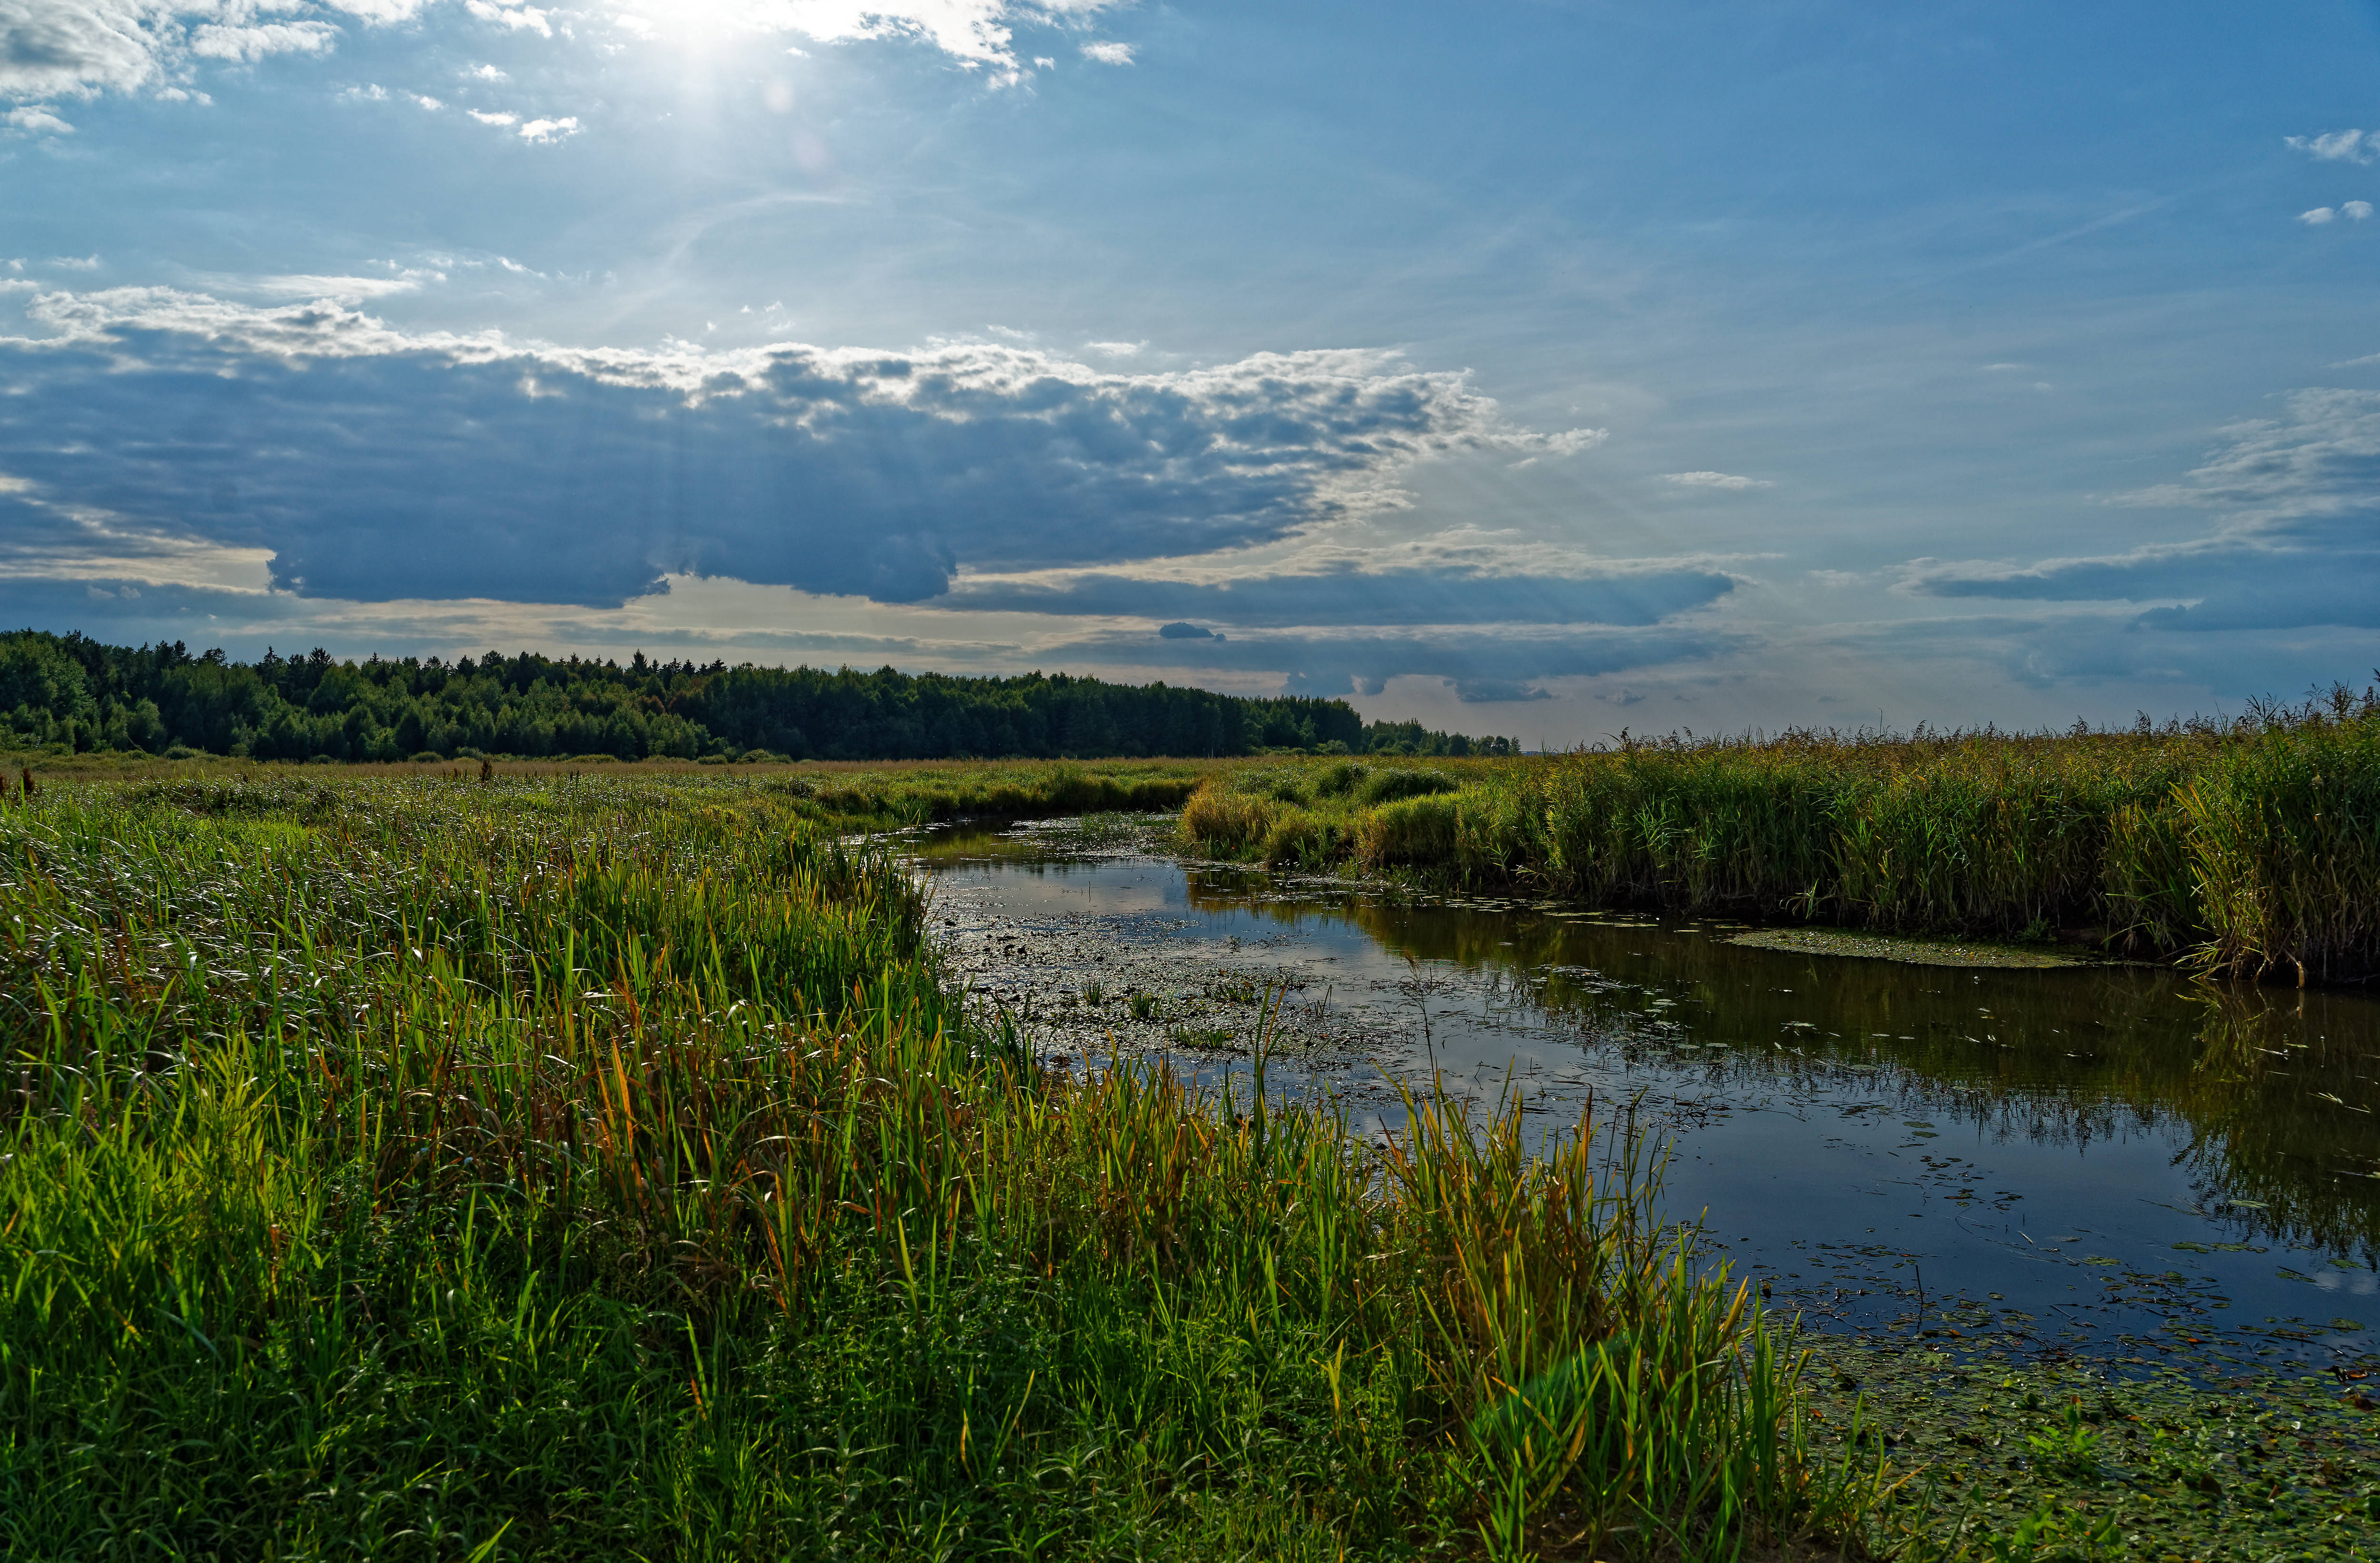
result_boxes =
[3,0,2377,739]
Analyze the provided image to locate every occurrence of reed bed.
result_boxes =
[1179,690,2380,983]
[0,773,1879,1560]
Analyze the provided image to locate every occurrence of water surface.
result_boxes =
[921,832,2380,1379]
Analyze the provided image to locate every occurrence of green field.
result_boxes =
[0,771,1881,1561]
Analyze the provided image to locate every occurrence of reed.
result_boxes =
[1178,689,2380,981]
[0,772,1876,1560]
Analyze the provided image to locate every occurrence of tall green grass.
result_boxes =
[0,773,1877,1559]
[1180,689,2380,982]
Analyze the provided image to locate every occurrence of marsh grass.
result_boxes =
[0,772,1878,1560]
[1180,688,2380,982]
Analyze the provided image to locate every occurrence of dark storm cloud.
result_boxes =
[0,289,1597,609]
[947,565,1735,628]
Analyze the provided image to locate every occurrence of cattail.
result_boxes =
[479,757,494,783]
[19,767,32,799]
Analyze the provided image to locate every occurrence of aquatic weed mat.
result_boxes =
[1790,1329,2380,1560]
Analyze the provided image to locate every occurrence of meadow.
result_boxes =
[1178,687,2380,985]
[0,770,1886,1561]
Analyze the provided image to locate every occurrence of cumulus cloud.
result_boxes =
[463,0,549,37]
[0,287,1606,612]
[2303,207,2339,225]
[1898,388,2380,633]
[0,1,395,101]
[1079,40,1130,64]
[2349,200,2375,220]
[2,103,71,131]
[1660,470,1772,490]
[712,1,1127,81]
[2287,129,2376,163]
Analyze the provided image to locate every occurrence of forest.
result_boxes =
[0,629,1515,763]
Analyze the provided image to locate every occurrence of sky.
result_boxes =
[2,0,2377,741]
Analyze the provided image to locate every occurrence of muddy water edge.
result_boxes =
[916,814,2380,1551]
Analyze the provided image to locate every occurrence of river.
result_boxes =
[916,819,2380,1384]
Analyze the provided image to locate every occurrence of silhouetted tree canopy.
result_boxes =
[0,630,1517,763]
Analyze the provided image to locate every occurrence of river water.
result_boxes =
[917,825,2380,1382]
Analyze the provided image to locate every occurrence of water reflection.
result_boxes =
[923,837,2380,1367]
[1180,867,2380,1264]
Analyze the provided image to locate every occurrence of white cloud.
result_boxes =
[2302,206,2338,225]
[338,81,387,100]
[0,2,362,100]
[250,272,436,300]
[469,62,508,80]
[411,91,443,109]
[1084,339,1144,357]
[2,104,72,133]
[760,1,1124,75]
[188,20,338,62]
[464,0,552,37]
[2349,200,2375,221]
[2286,129,2376,163]
[50,254,100,270]
[1660,470,1772,490]
[467,107,577,139]
[1080,39,1131,64]
[324,0,428,19]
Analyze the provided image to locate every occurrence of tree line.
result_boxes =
[0,630,1518,763]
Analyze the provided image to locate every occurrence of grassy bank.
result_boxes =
[1178,691,2380,983]
[1,751,1215,831]
[0,772,1880,1560]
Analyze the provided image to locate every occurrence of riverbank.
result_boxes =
[0,771,1877,1560]
[1176,695,2380,986]
[920,819,2380,1558]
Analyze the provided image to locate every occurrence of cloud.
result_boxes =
[1451,679,1550,704]
[1156,620,1211,639]
[464,0,551,37]
[2287,129,2376,163]
[248,272,435,300]
[469,108,516,125]
[469,62,507,80]
[1080,40,1131,64]
[764,1,1124,76]
[188,20,338,63]
[1660,470,1772,490]
[0,2,368,100]
[1041,623,1736,701]
[2298,201,2370,225]
[514,113,577,141]
[946,563,1735,627]
[0,287,1605,612]
[2,103,71,132]
[50,254,100,270]
[1897,388,2380,633]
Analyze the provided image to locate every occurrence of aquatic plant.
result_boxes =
[1180,686,2380,981]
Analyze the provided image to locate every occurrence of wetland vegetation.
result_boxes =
[1179,685,2380,984]
[8,681,2380,1557]
[0,770,1878,1561]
